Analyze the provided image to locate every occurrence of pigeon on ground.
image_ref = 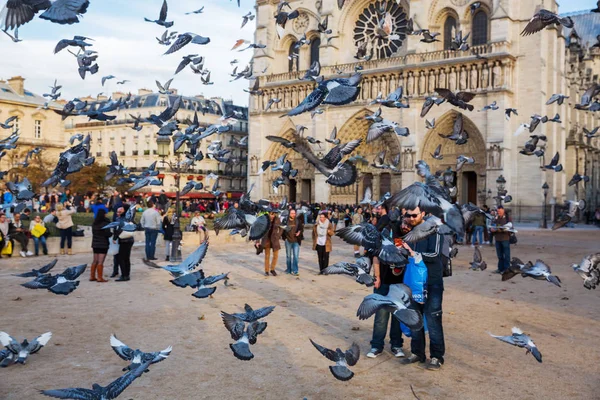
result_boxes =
[572,253,600,290]
[144,0,173,27]
[41,360,152,399]
[21,264,87,295]
[521,9,574,36]
[320,257,373,286]
[356,284,423,330]
[0,331,52,366]
[309,339,360,381]
[110,334,172,373]
[470,246,487,271]
[489,327,542,363]
[13,259,58,278]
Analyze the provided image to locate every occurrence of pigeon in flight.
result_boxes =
[489,327,542,363]
[156,78,174,94]
[144,0,173,27]
[320,257,373,286]
[21,264,87,295]
[546,93,569,105]
[420,30,441,43]
[147,240,209,277]
[469,246,487,271]
[439,113,469,145]
[0,331,52,367]
[54,36,93,54]
[0,115,18,129]
[309,339,360,381]
[568,173,590,186]
[420,95,445,117]
[521,9,574,36]
[174,54,198,75]
[431,144,443,160]
[0,0,89,31]
[435,88,476,111]
[221,311,268,361]
[470,1,482,14]
[41,360,152,399]
[164,32,210,55]
[241,11,255,28]
[186,7,204,15]
[572,253,600,290]
[505,108,518,120]
[13,259,58,278]
[543,152,563,172]
[479,101,498,112]
[336,224,408,266]
[456,155,475,171]
[356,284,423,330]
[6,177,35,201]
[110,334,172,373]
[583,126,599,138]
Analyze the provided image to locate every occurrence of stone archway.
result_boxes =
[331,108,404,204]
[421,111,487,205]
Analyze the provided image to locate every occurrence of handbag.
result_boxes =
[403,257,428,304]
[442,255,452,278]
[509,232,518,245]
[31,224,47,238]
[107,241,120,256]
[1,241,12,255]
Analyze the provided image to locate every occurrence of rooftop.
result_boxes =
[0,77,61,109]
[562,10,600,47]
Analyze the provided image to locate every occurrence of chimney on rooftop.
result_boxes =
[7,76,25,96]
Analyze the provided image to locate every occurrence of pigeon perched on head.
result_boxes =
[469,246,487,271]
[310,339,360,381]
[521,9,574,36]
[356,284,423,329]
[13,259,58,278]
[110,334,172,373]
[0,331,52,366]
[489,327,542,363]
[41,360,152,399]
[572,253,600,290]
[21,264,87,295]
[320,257,373,286]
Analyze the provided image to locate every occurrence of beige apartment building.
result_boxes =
[248,0,600,220]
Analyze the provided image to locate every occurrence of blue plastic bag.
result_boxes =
[400,317,428,337]
[403,255,428,304]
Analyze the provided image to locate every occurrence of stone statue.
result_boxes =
[418,71,426,95]
[491,145,501,169]
[315,0,322,13]
[481,64,489,88]
[250,157,258,174]
[428,70,436,93]
[470,65,478,90]
[493,62,503,88]
[439,68,446,88]
[403,150,413,170]
[449,67,456,91]
[407,72,414,95]
[459,66,467,90]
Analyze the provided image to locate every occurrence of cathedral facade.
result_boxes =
[248,0,600,221]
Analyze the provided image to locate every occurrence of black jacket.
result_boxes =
[91,218,112,249]
[162,216,175,241]
[410,230,443,285]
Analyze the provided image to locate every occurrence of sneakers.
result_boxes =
[264,271,269,276]
[425,357,443,370]
[20,251,26,258]
[291,272,299,277]
[493,269,502,274]
[391,347,406,358]
[26,251,33,256]
[400,354,425,365]
[270,270,277,276]
[366,348,383,358]
[354,252,360,258]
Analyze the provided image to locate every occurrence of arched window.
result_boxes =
[472,11,488,46]
[288,42,299,72]
[310,38,320,66]
[444,16,457,50]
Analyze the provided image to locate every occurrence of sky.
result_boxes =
[0,0,255,105]
[0,0,597,106]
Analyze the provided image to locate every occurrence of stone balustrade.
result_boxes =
[251,41,514,114]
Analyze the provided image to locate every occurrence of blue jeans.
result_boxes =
[33,236,47,255]
[59,228,72,249]
[471,226,484,245]
[409,284,445,362]
[495,240,511,272]
[370,284,403,350]
[145,228,159,259]
[285,241,300,274]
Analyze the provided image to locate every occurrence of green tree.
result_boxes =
[67,163,110,194]
[8,150,53,194]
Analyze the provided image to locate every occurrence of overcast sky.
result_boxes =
[0,0,596,106]
[0,0,254,105]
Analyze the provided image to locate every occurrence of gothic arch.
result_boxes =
[277,33,300,52]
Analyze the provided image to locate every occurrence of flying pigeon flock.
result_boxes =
[0,0,598,397]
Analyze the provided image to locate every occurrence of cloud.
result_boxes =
[0,0,256,105]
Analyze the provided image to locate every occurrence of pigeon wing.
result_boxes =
[309,339,339,362]
[320,262,355,276]
[336,224,366,246]
[248,214,270,240]
[473,246,482,263]
[39,0,89,25]
[60,264,87,280]
[41,388,97,400]
[247,321,267,345]
[221,312,245,340]
[521,13,546,36]
[345,342,360,366]
[490,333,518,346]
[285,87,327,116]
[104,361,150,399]
[456,92,476,102]
[110,334,135,361]
[159,0,168,21]
[357,294,395,320]
[0,332,20,354]
[202,272,229,286]
[178,240,209,272]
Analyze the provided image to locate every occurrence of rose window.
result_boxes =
[353,0,409,59]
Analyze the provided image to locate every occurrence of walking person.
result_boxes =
[110,207,125,278]
[352,207,364,257]
[55,202,76,255]
[283,209,304,276]
[29,215,48,256]
[113,204,135,282]
[490,205,511,274]
[401,206,446,371]
[140,201,162,261]
[343,208,352,227]
[471,211,486,246]
[162,208,175,261]
[259,211,282,276]
[312,211,334,272]
[90,209,112,282]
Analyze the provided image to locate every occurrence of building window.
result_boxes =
[288,42,299,72]
[310,38,320,65]
[472,11,488,46]
[34,120,42,138]
[12,117,19,134]
[444,16,457,50]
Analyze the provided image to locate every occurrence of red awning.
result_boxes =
[136,191,216,200]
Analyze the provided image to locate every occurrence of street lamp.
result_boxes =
[156,136,187,263]
[541,182,549,229]
[496,175,506,207]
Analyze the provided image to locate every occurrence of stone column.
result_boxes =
[372,174,381,200]
[314,173,330,203]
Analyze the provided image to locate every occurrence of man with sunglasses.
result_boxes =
[400,206,445,371]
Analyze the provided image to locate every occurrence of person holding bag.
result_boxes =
[90,209,112,282]
[113,204,135,282]
[29,215,48,256]
[312,212,335,272]
[55,203,76,255]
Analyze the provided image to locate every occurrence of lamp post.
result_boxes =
[496,175,506,207]
[156,136,186,263]
[541,182,549,229]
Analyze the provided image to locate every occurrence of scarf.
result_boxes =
[317,219,329,237]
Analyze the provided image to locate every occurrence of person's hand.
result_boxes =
[401,242,415,257]
[295,231,300,236]
[374,276,381,289]
[490,228,496,233]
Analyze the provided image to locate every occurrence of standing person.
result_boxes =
[190,211,207,242]
[90,209,112,282]
[9,213,33,257]
[110,207,125,278]
[140,201,162,261]
[56,203,76,255]
[113,204,135,282]
[259,211,281,276]
[158,190,168,211]
[312,212,335,272]
[352,207,364,257]
[401,207,446,370]
[343,208,352,227]
[29,215,48,256]
[162,208,175,261]
[471,211,486,246]
[283,209,304,276]
[331,208,340,230]
[490,205,511,274]
[91,198,108,218]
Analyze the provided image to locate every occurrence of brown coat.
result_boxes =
[261,216,282,250]
[312,220,335,252]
